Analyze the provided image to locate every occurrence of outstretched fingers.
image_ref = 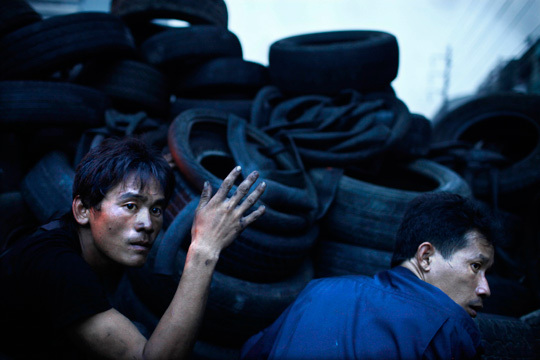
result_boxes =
[212,166,243,202]
[240,204,266,229]
[228,170,262,207]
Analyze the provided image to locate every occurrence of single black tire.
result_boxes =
[173,58,269,99]
[140,25,242,74]
[20,152,75,224]
[432,93,540,212]
[110,0,228,28]
[319,159,472,251]
[168,108,319,233]
[75,59,170,117]
[314,237,392,279]
[269,30,399,96]
[171,97,253,120]
[216,224,319,282]
[0,81,108,130]
[0,0,42,38]
[0,12,136,80]
[475,312,540,359]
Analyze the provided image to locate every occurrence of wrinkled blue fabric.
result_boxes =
[241,266,481,360]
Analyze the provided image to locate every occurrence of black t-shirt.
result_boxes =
[0,219,112,359]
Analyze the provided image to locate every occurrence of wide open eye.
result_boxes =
[151,207,162,216]
[125,203,137,210]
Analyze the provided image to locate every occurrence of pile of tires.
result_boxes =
[1,0,538,358]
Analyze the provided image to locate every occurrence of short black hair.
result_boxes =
[73,137,174,209]
[391,192,494,267]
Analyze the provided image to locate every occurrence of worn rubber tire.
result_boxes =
[111,0,228,28]
[319,159,471,251]
[20,152,75,224]
[269,30,399,96]
[170,97,253,120]
[0,81,108,130]
[432,93,540,212]
[75,59,170,117]
[314,237,392,279]
[173,58,269,99]
[475,312,539,359]
[168,108,319,233]
[140,25,242,74]
[0,12,136,80]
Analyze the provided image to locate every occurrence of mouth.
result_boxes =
[468,304,483,318]
[129,240,152,252]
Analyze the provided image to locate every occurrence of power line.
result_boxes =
[461,0,536,83]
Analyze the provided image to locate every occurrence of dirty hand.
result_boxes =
[190,166,266,256]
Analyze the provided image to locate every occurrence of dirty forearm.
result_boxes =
[143,242,219,360]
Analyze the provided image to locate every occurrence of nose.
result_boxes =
[476,273,491,298]
[135,208,154,233]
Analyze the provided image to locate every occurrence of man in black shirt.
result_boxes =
[0,137,266,359]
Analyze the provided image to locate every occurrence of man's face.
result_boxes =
[426,231,494,318]
[87,174,166,268]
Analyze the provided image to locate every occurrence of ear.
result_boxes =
[415,242,435,272]
[72,196,90,225]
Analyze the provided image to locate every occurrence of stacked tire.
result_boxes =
[1,1,538,358]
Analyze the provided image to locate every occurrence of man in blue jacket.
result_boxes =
[241,192,494,359]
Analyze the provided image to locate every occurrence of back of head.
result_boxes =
[73,137,174,210]
[391,192,494,267]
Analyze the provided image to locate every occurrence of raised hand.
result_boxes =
[190,166,266,257]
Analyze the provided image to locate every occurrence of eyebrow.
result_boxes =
[475,253,494,268]
[118,192,167,206]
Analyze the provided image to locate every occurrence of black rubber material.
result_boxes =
[170,97,253,120]
[250,86,421,168]
[140,25,242,74]
[319,159,471,251]
[432,92,540,212]
[0,0,42,38]
[75,59,170,117]
[0,12,136,80]
[216,224,319,282]
[314,237,392,279]
[172,58,269,99]
[269,30,399,96]
[475,312,540,359]
[110,0,228,28]
[0,81,109,130]
[128,225,314,346]
[168,108,319,233]
[20,152,75,224]
[387,113,433,160]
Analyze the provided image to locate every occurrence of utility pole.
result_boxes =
[441,46,452,109]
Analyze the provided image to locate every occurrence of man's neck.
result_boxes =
[399,260,426,281]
